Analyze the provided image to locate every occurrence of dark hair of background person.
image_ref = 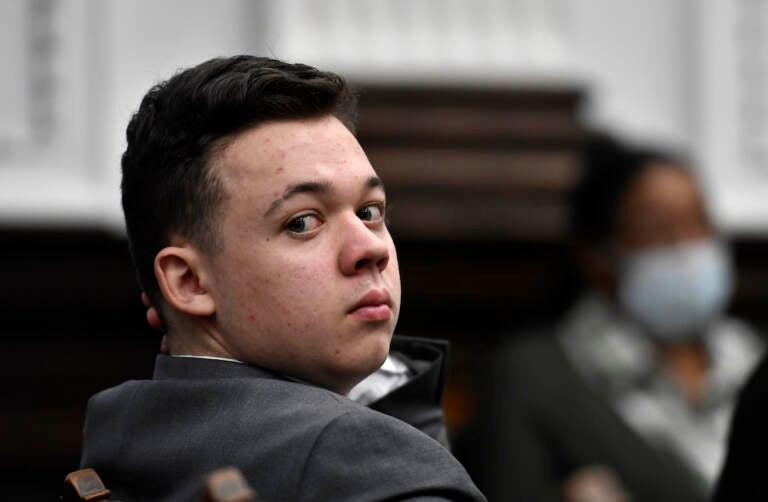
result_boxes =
[568,132,691,246]
[121,55,359,307]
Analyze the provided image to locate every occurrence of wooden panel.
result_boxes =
[368,147,581,192]
[1,405,85,467]
[356,85,585,242]
[359,107,583,144]
[387,195,567,240]
[356,86,584,146]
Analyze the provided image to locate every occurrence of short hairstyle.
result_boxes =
[569,132,689,245]
[121,55,358,302]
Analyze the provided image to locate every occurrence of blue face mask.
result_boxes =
[617,239,733,342]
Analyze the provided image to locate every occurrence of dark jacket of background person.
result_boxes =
[712,353,768,501]
[471,326,709,502]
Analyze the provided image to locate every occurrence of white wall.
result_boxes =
[2,0,763,233]
[693,0,768,234]
[268,0,693,149]
[0,0,269,230]
[97,0,269,230]
[564,0,693,150]
[0,0,95,225]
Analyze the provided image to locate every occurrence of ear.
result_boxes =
[154,246,216,317]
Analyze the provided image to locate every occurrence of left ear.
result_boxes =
[154,246,216,317]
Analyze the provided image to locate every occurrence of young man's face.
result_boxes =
[203,115,400,394]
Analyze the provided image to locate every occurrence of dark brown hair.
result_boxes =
[121,55,357,302]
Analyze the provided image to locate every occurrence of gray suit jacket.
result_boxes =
[80,351,485,502]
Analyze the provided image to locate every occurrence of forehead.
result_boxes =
[215,116,374,202]
[621,162,701,217]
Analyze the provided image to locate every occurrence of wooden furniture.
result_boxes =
[356,85,586,340]
[61,466,259,502]
[61,468,117,502]
[204,467,258,502]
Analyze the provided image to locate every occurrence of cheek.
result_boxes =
[386,244,402,291]
[255,260,337,322]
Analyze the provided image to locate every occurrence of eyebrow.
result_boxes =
[367,176,385,192]
[263,176,385,217]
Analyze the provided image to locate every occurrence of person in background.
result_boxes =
[470,133,763,501]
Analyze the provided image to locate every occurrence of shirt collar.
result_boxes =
[172,354,244,364]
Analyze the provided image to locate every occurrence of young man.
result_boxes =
[79,56,485,502]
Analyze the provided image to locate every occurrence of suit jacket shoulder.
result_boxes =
[81,356,485,502]
[297,405,482,501]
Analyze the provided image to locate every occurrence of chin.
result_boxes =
[355,340,390,374]
[371,327,394,359]
[332,335,392,392]
[368,344,390,371]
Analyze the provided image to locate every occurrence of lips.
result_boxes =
[349,289,393,322]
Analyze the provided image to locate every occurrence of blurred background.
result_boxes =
[2,0,768,498]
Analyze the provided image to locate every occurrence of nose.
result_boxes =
[338,215,390,276]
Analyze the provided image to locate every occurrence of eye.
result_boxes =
[285,213,322,234]
[357,203,385,223]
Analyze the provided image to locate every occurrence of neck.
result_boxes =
[164,315,234,359]
[658,339,710,405]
